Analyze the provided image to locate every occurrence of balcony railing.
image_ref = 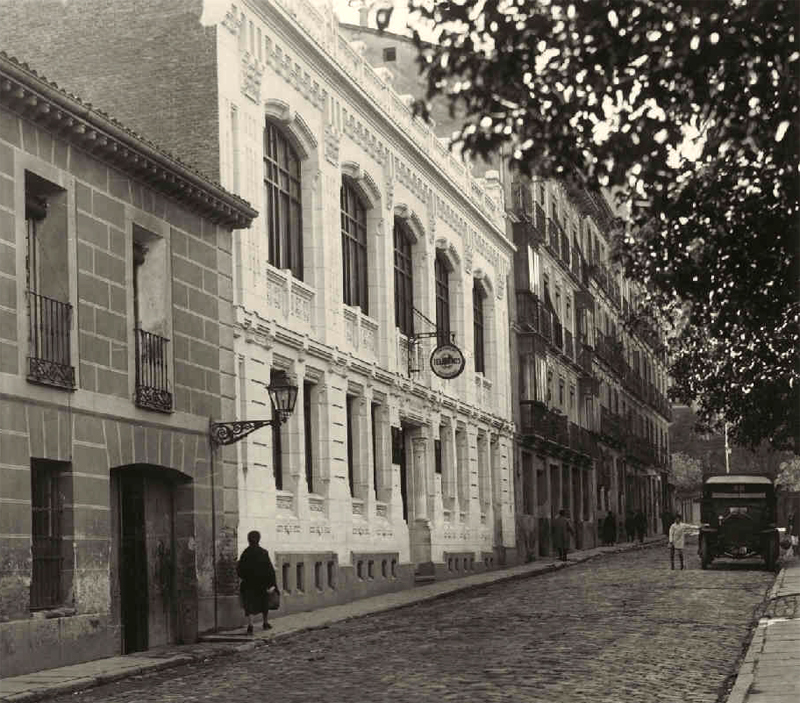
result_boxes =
[135,328,172,412]
[563,329,574,361]
[27,290,75,389]
[520,400,569,446]
[515,290,555,345]
[553,321,563,350]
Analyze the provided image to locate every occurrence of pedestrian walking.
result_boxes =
[237,530,278,634]
[551,509,575,561]
[625,510,636,542]
[668,514,689,570]
[634,510,646,543]
[601,510,617,546]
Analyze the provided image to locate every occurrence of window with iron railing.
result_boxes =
[25,172,74,390]
[30,460,65,611]
[135,328,172,412]
[133,228,172,412]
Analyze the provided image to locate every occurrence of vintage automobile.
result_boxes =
[698,474,780,571]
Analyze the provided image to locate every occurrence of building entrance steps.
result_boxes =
[3,536,666,703]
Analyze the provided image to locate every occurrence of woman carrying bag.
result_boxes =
[237,530,279,634]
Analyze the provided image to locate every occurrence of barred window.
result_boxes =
[265,122,302,279]
[435,254,450,345]
[473,280,485,374]
[393,219,414,337]
[341,181,368,313]
[30,460,63,610]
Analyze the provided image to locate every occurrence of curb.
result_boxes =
[0,538,666,703]
[723,560,791,703]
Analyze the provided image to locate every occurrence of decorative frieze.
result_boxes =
[241,52,264,103]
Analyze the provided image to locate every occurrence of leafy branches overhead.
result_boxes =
[408,0,799,451]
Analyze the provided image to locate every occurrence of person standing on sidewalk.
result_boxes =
[625,510,636,542]
[668,514,689,570]
[601,510,617,546]
[552,509,575,561]
[237,530,278,634]
[634,510,647,544]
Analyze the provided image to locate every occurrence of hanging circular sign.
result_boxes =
[430,343,465,379]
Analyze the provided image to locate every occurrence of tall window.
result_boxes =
[304,382,314,493]
[31,460,63,610]
[371,402,380,499]
[25,172,74,389]
[272,370,284,490]
[341,181,368,313]
[393,219,414,337]
[265,122,302,279]
[346,395,356,495]
[473,280,485,374]
[435,254,450,345]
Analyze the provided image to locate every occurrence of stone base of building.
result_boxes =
[0,613,117,678]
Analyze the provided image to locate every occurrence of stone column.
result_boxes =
[455,422,469,522]
[409,429,432,566]
[441,418,458,518]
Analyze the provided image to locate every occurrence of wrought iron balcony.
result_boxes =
[135,328,172,413]
[519,400,569,446]
[27,290,75,390]
[553,321,564,350]
[600,406,625,446]
[563,329,574,361]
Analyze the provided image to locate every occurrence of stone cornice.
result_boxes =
[246,0,513,254]
[0,52,257,229]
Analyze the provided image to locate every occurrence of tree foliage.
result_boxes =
[670,451,705,498]
[776,457,800,492]
[408,0,799,451]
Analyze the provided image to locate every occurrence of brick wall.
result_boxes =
[0,0,221,180]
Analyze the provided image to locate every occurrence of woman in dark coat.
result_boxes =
[551,509,575,561]
[237,530,277,634]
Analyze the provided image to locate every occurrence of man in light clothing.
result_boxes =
[669,514,690,570]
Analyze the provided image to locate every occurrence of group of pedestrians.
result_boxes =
[599,509,647,546]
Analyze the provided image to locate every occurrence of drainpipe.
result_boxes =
[208,425,218,631]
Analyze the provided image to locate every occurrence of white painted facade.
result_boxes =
[204,0,517,581]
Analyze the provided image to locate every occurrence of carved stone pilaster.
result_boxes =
[242,54,264,103]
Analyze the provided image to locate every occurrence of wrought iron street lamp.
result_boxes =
[209,370,298,446]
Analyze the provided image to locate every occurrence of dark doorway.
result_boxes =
[118,469,176,653]
[392,427,408,521]
[119,473,148,653]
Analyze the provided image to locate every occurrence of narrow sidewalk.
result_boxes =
[0,537,663,703]
[726,552,800,703]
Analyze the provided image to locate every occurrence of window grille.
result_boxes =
[30,461,62,610]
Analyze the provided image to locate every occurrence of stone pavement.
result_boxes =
[726,552,800,703]
[0,537,661,703]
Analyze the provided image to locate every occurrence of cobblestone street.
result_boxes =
[48,546,774,703]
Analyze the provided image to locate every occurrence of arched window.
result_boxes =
[341,180,368,313]
[264,122,302,279]
[393,219,414,337]
[435,254,450,345]
[473,279,485,374]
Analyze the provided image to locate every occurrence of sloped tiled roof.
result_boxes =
[0,52,257,228]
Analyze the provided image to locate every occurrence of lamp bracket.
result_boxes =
[210,417,285,446]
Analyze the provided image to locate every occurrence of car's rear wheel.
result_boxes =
[700,537,712,570]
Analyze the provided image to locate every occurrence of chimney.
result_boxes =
[359,7,369,27]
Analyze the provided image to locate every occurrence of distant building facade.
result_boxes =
[0,53,255,676]
[506,177,672,558]
[0,0,517,619]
